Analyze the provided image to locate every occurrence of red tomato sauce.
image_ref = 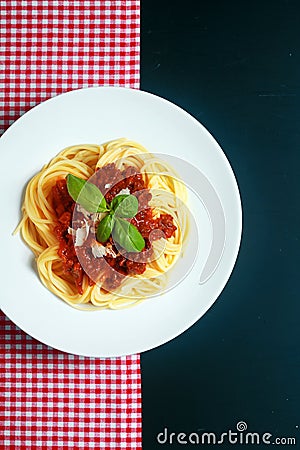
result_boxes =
[51,163,177,294]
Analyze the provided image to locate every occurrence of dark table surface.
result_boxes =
[140,0,300,448]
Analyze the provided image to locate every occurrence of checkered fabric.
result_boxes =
[0,313,142,449]
[0,0,140,134]
[0,1,142,449]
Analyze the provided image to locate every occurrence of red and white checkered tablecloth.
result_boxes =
[0,1,142,449]
[0,0,140,134]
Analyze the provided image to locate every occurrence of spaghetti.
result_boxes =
[16,138,188,310]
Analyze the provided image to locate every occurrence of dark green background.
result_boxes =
[140,0,300,448]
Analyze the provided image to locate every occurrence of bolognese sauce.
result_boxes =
[51,163,177,294]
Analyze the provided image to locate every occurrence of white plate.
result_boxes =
[0,87,242,357]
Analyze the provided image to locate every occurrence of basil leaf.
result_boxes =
[96,214,115,243]
[112,217,145,252]
[67,174,107,213]
[110,194,138,218]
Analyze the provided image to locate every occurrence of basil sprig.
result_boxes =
[112,217,145,252]
[110,194,138,218]
[67,174,145,253]
[96,214,115,243]
[67,174,108,213]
